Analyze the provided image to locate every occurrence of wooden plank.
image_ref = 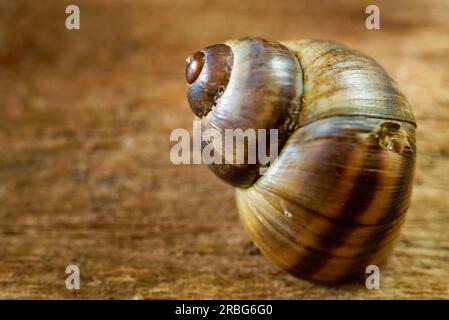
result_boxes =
[0,0,448,299]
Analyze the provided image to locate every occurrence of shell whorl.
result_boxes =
[185,38,416,283]
[187,38,303,187]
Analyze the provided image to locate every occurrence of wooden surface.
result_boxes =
[0,0,448,299]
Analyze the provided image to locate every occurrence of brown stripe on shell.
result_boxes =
[237,134,368,281]
[238,184,402,283]
[252,136,365,253]
[235,113,415,283]
[325,130,416,279]
[236,116,394,282]
[249,176,406,261]
[311,215,406,283]
[254,186,405,253]
[296,121,415,281]
[256,116,383,221]
[237,188,366,280]
[322,122,416,279]
[285,139,382,280]
[236,138,353,278]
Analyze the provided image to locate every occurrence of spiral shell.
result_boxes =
[185,37,416,283]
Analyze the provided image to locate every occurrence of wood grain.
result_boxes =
[0,0,448,299]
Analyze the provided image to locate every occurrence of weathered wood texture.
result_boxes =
[0,0,448,299]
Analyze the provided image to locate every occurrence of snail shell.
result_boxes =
[185,37,416,283]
